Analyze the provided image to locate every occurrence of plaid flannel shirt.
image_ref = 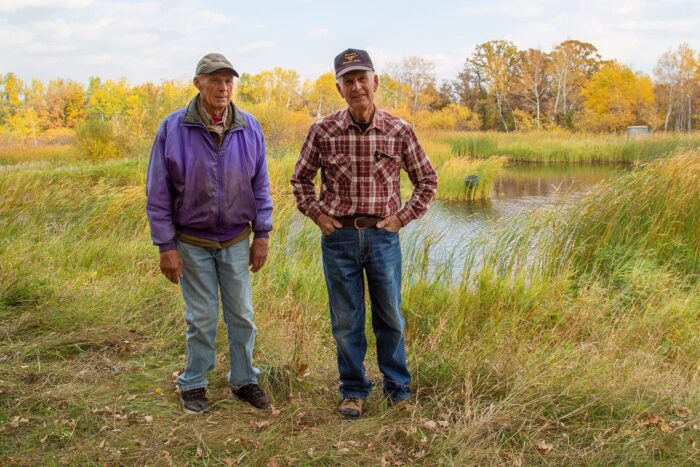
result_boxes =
[291,108,437,227]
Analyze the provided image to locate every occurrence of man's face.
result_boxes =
[193,70,235,114]
[336,70,379,114]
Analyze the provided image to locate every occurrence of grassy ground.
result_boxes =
[1,143,699,464]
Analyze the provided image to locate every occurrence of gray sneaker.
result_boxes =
[180,387,209,414]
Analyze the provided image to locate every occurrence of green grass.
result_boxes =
[436,156,506,201]
[447,131,700,164]
[1,144,699,464]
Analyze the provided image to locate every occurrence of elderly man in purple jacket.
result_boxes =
[146,53,273,414]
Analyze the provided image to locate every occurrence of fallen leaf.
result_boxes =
[252,420,273,431]
[423,420,437,430]
[296,363,309,376]
[675,407,692,418]
[536,440,553,453]
[143,416,154,423]
[338,448,350,454]
[99,439,106,449]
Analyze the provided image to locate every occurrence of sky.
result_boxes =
[1,0,699,85]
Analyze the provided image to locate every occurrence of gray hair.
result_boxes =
[336,71,375,86]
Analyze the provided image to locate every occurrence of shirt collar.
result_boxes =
[197,97,229,127]
[341,106,386,133]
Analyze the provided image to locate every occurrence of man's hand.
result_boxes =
[377,214,402,232]
[316,213,342,236]
[160,250,184,284]
[250,237,268,273]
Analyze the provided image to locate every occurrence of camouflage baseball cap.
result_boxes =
[334,48,374,78]
[195,53,239,77]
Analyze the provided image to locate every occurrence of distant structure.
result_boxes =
[627,126,650,139]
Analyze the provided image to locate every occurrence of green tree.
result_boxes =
[469,40,520,131]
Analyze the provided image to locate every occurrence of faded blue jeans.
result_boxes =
[321,227,411,401]
[175,239,259,392]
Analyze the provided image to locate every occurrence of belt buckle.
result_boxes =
[353,217,366,229]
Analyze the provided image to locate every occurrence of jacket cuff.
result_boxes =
[253,231,269,239]
[158,242,177,253]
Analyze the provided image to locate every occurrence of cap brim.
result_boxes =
[336,65,373,78]
[197,65,239,77]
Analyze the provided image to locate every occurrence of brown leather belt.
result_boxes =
[338,216,381,229]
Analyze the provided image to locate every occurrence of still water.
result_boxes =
[401,163,626,278]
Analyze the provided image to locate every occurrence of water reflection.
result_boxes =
[401,163,626,281]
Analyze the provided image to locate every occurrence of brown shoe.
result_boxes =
[338,397,364,419]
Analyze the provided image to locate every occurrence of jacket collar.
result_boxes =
[183,95,247,130]
[340,106,386,133]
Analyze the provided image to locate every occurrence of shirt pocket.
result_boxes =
[373,150,401,184]
[322,153,353,188]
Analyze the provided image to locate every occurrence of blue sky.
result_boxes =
[1,0,699,85]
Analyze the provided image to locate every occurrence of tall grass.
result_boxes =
[1,146,698,464]
[0,144,77,165]
[436,156,506,201]
[447,131,700,163]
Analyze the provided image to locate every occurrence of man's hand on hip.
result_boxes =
[160,250,184,284]
[316,213,342,236]
[377,214,402,232]
[250,237,268,273]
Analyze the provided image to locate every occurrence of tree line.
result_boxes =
[1,40,698,156]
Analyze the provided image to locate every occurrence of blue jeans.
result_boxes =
[321,227,411,401]
[175,239,259,392]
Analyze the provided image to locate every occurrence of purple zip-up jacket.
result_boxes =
[146,97,273,253]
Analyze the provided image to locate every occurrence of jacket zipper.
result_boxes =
[185,125,244,241]
[217,145,224,242]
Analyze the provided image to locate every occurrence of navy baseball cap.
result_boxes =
[334,48,374,78]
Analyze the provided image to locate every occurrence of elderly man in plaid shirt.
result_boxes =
[291,48,437,418]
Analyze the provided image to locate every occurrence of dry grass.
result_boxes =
[1,145,699,465]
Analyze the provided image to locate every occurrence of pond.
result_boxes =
[401,163,627,280]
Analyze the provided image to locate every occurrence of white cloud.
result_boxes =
[308,27,330,39]
[461,0,559,20]
[233,41,276,55]
[0,0,91,12]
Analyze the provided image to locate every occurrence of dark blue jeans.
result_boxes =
[321,227,411,401]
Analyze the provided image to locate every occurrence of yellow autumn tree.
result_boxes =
[305,72,346,118]
[578,61,656,132]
